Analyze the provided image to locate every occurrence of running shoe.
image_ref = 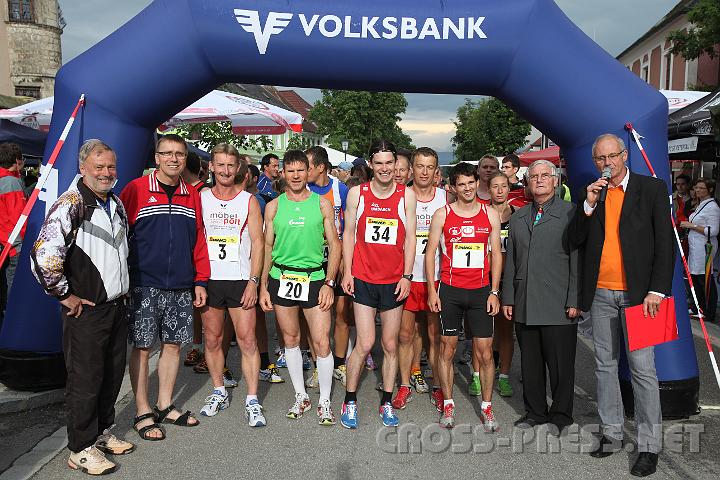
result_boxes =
[67,446,117,475]
[333,364,347,386]
[245,399,266,427]
[379,402,400,427]
[200,388,230,417]
[193,358,209,374]
[223,367,239,388]
[480,404,499,433]
[439,403,455,429]
[468,375,482,396]
[340,401,358,429]
[317,398,336,426]
[184,348,203,366]
[431,389,444,413]
[305,368,319,389]
[365,353,378,371]
[259,363,285,383]
[302,351,313,371]
[286,392,311,419]
[391,385,413,410]
[410,369,429,394]
[496,377,513,397]
[276,351,287,368]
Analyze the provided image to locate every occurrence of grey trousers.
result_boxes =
[590,288,662,453]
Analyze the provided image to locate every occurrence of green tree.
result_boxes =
[286,133,314,151]
[309,90,414,157]
[668,0,720,88]
[452,98,531,161]
[172,121,273,153]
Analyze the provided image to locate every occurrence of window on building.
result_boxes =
[8,0,34,22]
[664,52,673,90]
[641,65,649,83]
[15,86,40,99]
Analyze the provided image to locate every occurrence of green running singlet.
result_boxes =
[270,192,326,281]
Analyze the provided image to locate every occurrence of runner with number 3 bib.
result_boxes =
[341,139,417,429]
[259,150,341,426]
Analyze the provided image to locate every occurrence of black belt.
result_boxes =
[273,262,324,274]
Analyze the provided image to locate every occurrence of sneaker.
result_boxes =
[410,370,429,394]
[496,377,513,397]
[365,353,377,371]
[480,404,499,433]
[223,367,239,388]
[431,389,445,413]
[333,364,347,386]
[340,401,358,429]
[468,375,482,396]
[193,358,209,374]
[392,385,413,410]
[245,399,266,427]
[286,392,312,419]
[379,402,400,427]
[68,446,117,475]
[200,389,230,417]
[276,351,287,368]
[302,351,313,371]
[305,368,319,389]
[259,363,285,383]
[95,430,135,455]
[317,398,336,426]
[439,403,455,429]
[184,348,203,366]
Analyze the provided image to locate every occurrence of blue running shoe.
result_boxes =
[276,351,287,368]
[245,399,266,427]
[302,350,313,371]
[340,401,358,429]
[379,402,399,427]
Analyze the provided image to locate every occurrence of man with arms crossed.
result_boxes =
[340,139,417,428]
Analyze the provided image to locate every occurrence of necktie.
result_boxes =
[533,206,543,226]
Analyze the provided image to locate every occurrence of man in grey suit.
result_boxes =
[502,160,580,432]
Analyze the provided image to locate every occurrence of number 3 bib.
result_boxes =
[452,243,484,269]
[365,217,398,245]
[208,235,240,262]
[278,273,310,302]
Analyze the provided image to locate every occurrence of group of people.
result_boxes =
[26,132,676,477]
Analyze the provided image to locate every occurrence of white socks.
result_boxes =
[246,394,257,405]
[285,346,306,396]
[214,385,227,396]
[316,353,333,403]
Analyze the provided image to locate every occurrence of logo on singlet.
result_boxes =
[289,217,306,226]
[370,202,391,212]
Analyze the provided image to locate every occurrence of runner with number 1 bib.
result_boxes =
[259,150,341,426]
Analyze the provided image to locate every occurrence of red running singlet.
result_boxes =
[440,203,492,289]
[352,183,407,284]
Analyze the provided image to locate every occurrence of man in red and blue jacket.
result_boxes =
[120,134,209,438]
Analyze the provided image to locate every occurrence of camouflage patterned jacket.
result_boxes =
[31,178,129,304]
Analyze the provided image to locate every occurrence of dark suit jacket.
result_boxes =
[502,198,578,325]
[573,172,675,311]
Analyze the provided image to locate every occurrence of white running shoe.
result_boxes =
[317,398,336,426]
[200,389,230,417]
[333,365,347,386]
[245,399,266,427]
[286,392,311,419]
[305,368,319,388]
[67,446,117,475]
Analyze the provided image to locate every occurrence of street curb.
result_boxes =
[0,388,64,416]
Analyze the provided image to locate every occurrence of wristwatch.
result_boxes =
[249,276,260,285]
[324,279,336,288]
[489,290,501,297]
[402,274,414,281]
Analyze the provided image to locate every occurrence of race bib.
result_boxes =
[278,273,310,302]
[365,217,398,245]
[208,235,239,262]
[416,231,429,256]
[452,243,484,269]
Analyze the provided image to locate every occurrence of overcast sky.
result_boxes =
[59,0,680,151]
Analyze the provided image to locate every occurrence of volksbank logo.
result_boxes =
[234,9,487,55]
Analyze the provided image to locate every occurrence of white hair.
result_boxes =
[592,134,626,157]
[527,159,557,176]
[78,139,114,168]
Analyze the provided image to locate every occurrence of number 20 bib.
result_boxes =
[278,273,310,301]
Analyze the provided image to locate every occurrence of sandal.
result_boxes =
[153,404,199,427]
[133,413,165,441]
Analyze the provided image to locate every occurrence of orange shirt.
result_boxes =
[597,187,628,291]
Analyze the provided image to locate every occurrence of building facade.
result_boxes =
[1,0,64,99]
[617,0,719,91]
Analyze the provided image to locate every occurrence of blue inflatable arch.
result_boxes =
[0,0,699,414]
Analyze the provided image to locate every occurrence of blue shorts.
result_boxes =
[128,287,193,348]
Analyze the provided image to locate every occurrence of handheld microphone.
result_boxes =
[598,167,611,204]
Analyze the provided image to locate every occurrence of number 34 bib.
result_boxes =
[365,217,398,245]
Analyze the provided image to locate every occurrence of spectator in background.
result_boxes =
[476,155,499,203]
[336,161,353,183]
[501,154,523,189]
[559,173,572,202]
[395,149,412,185]
[350,164,372,183]
[258,153,280,202]
[24,171,38,198]
[0,142,27,325]
[247,164,267,216]
[345,176,363,189]
[182,151,207,192]
[673,174,691,223]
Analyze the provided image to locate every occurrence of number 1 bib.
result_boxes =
[278,273,310,301]
[365,217,398,245]
[452,243,484,269]
[208,235,240,262]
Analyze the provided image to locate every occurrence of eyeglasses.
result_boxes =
[592,150,625,162]
[156,151,187,159]
[527,172,554,182]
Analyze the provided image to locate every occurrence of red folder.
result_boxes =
[625,297,679,351]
